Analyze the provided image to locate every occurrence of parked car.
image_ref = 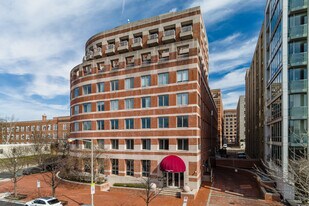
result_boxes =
[25,197,63,206]
[223,144,228,148]
[22,167,43,175]
[237,152,246,159]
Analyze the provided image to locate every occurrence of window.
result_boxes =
[111,159,119,175]
[126,159,134,176]
[142,160,150,177]
[111,80,119,91]
[159,139,169,150]
[83,121,91,130]
[97,139,105,149]
[110,100,119,111]
[74,122,79,131]
[142,139,151,150]
[126,139,134,150]
[111,59,119,69]
[177,93,189,105]
[142,97,151,108]
[73,105,79,114]
[97,101,105,111]
[141,75,151,87]
[158,95,169,107]
[83,84,92,95]
[178,139,189,150]
[158,117,169,128]
[110,119,119,130]
[111,139,119,149]
[84,141,91,149]
[141,118,151,129]
[177,70,189,82]
[83,103,91,113]
[125,119,134,129]
[177,116,189,127]
[73,87,79,98]
[158,73,169,85]
[97,82,104,92]
[98,159,105,174]
[125,78,134,90]
[97,120,104,130]
[125,98,134,109]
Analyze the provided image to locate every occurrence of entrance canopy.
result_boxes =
[160,155,186,173]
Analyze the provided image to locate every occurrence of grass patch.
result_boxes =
[113,183,146,189]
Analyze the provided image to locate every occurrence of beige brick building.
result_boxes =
[69,7,217,194]
[211,89,224,149]
[223,109,237,145]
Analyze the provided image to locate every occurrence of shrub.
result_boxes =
[113,183,146,189]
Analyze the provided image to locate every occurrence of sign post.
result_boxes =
[91,183,95,195]
[182,196,188,206]
[37,180,41,197]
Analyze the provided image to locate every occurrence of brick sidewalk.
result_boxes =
[0,173,211,206]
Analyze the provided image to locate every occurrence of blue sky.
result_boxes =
[0,0,265,121]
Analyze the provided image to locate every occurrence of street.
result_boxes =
[0,200,24,206]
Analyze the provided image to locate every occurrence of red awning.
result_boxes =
[160,155,186,173]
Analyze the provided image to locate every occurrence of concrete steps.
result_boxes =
[159,187,182,198]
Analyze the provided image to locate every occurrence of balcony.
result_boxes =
[93,47,102,58]
[132,37,143,49]
[118,41,129,52]
[289,24,308,40]
[83,51,93,62]
[289,52,308,66]
[289,0,308,12]
[289,133,308,146]
[147,33,158,46]
[289,79,308,93]
[289,106,308,119]
[105,44,115,55]
[180,26,193,40]
[162,30,176,43]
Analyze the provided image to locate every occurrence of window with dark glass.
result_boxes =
[158,95,169,106]
[97,82,104,92]
[73,87,79,98]
[97,120,104,130]
[125,119,134,129]
[125,77,134,90]
[83,121,91,131]
[142,97,151,108]
[111,159,119,175]
[159,139,169,150]
[158,73,169,85]
[126,159,134,176]
[177,116,189,127]
[110,119,119,130]
[177,139,189,150]
[142,160,150,177]
[111,139,119,149]
[83,103,91,113]
[125,98,134,109]
[177,70,189,82]
[83,84,92,95]
[142,139,151,150]
[97,101,104,111]
[141,118,151,129]
[111,80,119,91]
[97,139,105,149]
[141,75,151,87]
[158,117,169,128]
[126,139,134,150]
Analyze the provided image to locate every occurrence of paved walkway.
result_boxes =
[207,167,283,206]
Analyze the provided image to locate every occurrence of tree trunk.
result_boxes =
[52,186,55,197]
[14,176,17,198]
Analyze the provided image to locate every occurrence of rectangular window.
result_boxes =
[158,95,169,107]
[126,139,134,150]
[110,100,119,111]
[177,93,189,105]
[159,139,169,150]
[111,80,119,91]
[158,117,169,128]
[97,82,104,92]
[83,103,91,113]
[177,139,189,150]
[141,75,151,87]
[125,119,134,129]
[110,119,119,130]
[97,101,105,111]
[111,139,119,149]
[126,160,134,176]
[73,87,79,98]
[141,118,151,129]
[84,141,91,149]
[125,78,134,90]
[177,116,189,127]
[125,98,134,109]
[97,139,105,149]
[142,139,151,150]
[74,122,79,131]
[74,105,79,115]
[83,84,92,95]
[111,159,119,175]
[142,160,150,177]
[177,70,189,82]
[83,121,91,130]
[97,120,104,130]
[142,97,151,108]
[158,73,169,85]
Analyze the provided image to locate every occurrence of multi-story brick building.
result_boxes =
[69,7,217,194]
[211,89,224,149]
[223,109,237,145]
[0,115,70,145]
[236,95,246,148]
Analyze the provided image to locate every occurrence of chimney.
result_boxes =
[42,114,47,121]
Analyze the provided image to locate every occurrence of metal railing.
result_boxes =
[133,37,142,44]
[289,52,308,66]
[181,25,192,33]
[107,44,115,50]
[289,106,308,118]
[149,33,158,40]
[289,0,308,11]
[120,41,128,46]
[289,24,308,39]
[164,30,175,36]
[289,79,308,92]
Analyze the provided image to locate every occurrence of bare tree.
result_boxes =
[0,145,29,198]
[0,116,17,144]
[139,176,163,206]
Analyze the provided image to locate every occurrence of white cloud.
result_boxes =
[169,8,177,13]
[210,68,247,90]
[222,91,245,109]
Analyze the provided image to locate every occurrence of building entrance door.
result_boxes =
[165,172,184,188]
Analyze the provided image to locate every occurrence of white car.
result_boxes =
[25,197,63,206]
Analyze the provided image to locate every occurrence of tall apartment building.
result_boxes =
[236,95,246,148]
[0,115,70,145]
[245,25,265,159]
[264,0,308,200]
[211,89,224,148]
[223,109,237,145]
[69,7,217,194]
